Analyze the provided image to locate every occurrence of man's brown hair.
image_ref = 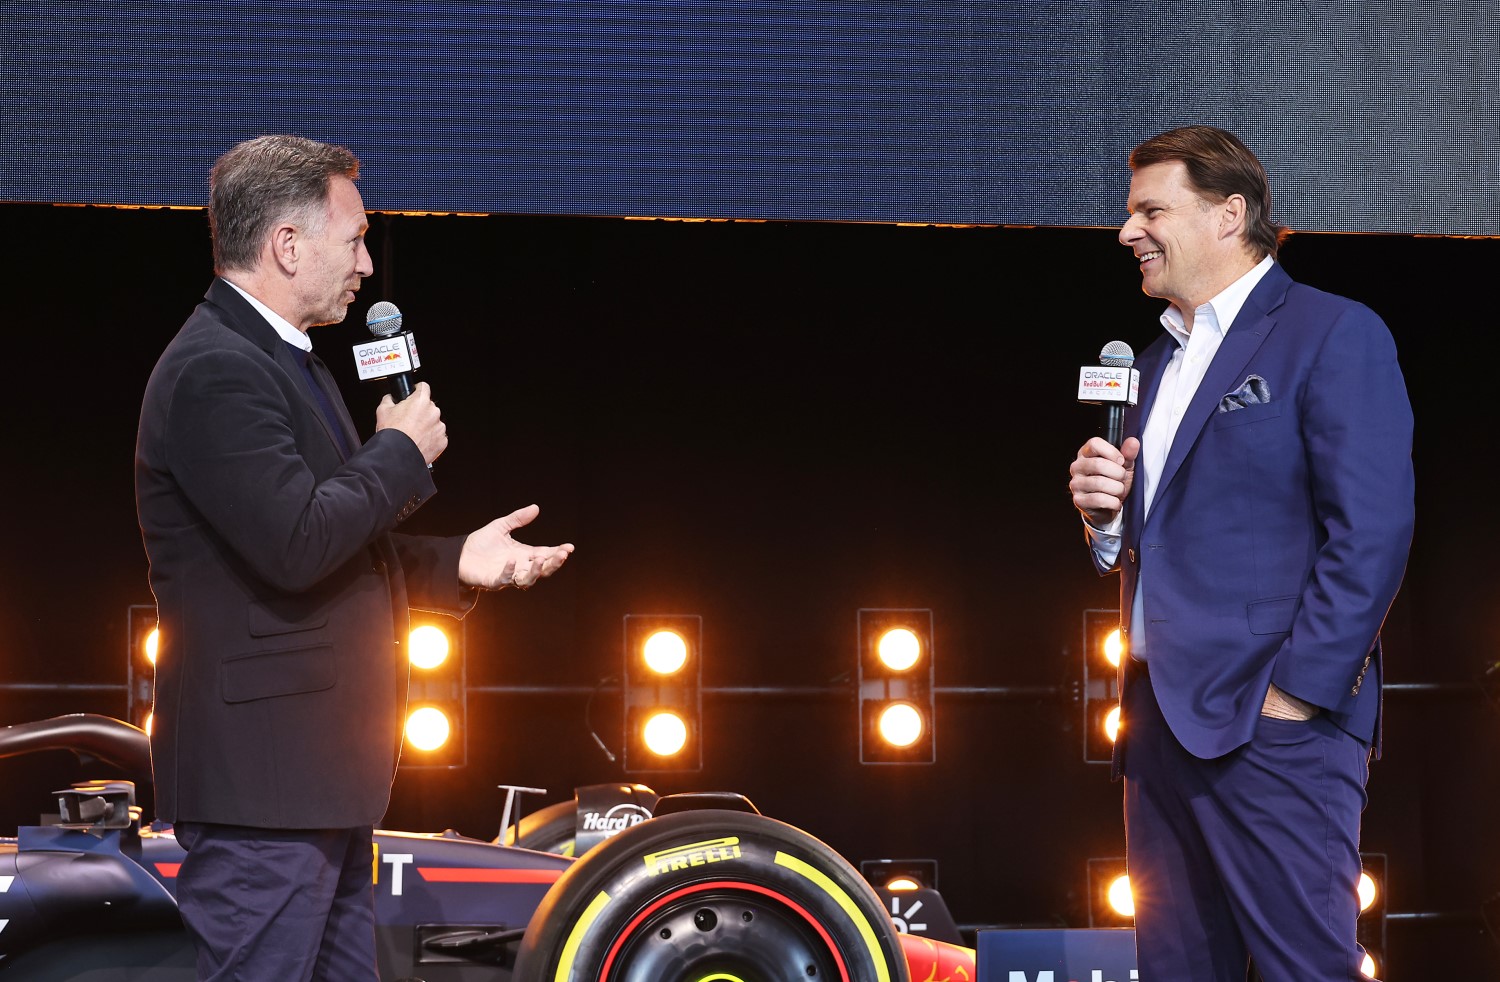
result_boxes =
[1131,125,1288,259]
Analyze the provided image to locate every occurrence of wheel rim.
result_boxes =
[598,880,851,982]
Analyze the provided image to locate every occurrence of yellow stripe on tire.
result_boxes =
[774,851,891,982]
[554,890,613,982]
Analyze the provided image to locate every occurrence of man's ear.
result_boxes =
[268,222,299,275]
[1218,193,1247,242]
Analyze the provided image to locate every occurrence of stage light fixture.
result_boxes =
[1102,627,1123,667]
[876,702,925,748]
[642,629,688,675]
[858,609,935,764]
[1086,856,1134,927]
[859,858,939,892]
[408,624,450,670]
[1358,871,1377,913]
[623,615,702,772]
[401,614,466,768]
[641,711,689,756]
[125,605,158,732]
[404,706,451,751]
[1106,873,1135,917]
[1103,704,1122,743]
[877,627,921,671]
[1357,853,1387,978]
[1081,608,1123,764]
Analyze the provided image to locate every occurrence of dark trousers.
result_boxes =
[1121,668,1373,982]
[174,822,379,982]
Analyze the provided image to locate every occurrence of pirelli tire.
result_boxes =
[512,808,910,982]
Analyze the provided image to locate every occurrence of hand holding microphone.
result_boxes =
[376,382,447,466]
[1069,340,1141,527]
[359,302,445,465]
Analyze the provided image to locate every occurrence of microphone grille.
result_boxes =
[1099,340,1135,367]
[366,301,403,337]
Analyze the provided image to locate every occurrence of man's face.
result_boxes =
[294,175,372,330]
[1118,160,1232,313]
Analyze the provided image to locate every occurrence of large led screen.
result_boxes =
[3,2,1497,234]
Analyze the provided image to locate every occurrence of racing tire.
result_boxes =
[500,798,579,856]
[512,808,910,982]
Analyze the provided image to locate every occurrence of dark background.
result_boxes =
[1,203,1496,976]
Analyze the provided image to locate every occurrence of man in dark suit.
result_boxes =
[135,135,574,981]
[1067,126,1414,980]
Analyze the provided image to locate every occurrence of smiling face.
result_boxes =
[291,175,373,330]
[1119,160,1252,317]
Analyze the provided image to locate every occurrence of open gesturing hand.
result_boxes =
[458,504,575,590]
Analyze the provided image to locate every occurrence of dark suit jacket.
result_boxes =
[136,278,474,828]
[1103,262,1415,768]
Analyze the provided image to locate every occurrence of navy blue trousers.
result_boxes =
[174,822,379,982]
[1121,668,1373,981]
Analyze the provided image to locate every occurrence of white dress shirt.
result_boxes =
[222,277,312,351]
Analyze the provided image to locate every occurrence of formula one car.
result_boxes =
[0,715,974,981]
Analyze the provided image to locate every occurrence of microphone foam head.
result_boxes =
[1099,340,1135,367]
[366,301,403,337]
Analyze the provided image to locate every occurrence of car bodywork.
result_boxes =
[0,715,973,981]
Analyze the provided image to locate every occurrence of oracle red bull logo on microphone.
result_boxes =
[1077,367,1139,405]
[353,333,419,381]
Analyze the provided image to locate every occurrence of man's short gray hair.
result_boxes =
[208,135,360,274]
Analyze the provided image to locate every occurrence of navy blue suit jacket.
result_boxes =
[1104,262,1414,766]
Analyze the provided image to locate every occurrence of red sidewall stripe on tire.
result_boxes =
[596,879,852,982]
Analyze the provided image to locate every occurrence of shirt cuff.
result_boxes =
[1083,514,1123,568]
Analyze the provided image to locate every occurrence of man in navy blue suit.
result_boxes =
[1068,126,1414,980]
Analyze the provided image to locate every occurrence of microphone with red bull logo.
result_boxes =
[1077,340,1139,448]
[353,301,420,402]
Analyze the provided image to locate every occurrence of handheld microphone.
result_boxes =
[354,301,420,402]
[1077,340,1140,447]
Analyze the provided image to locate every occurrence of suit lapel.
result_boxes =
[307,352,362,459]
[284,346,354,462]
[1125,339,1172,538]
[1130,340,1172,440]
[1151,264,1290,506]
[205,278,355,462]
